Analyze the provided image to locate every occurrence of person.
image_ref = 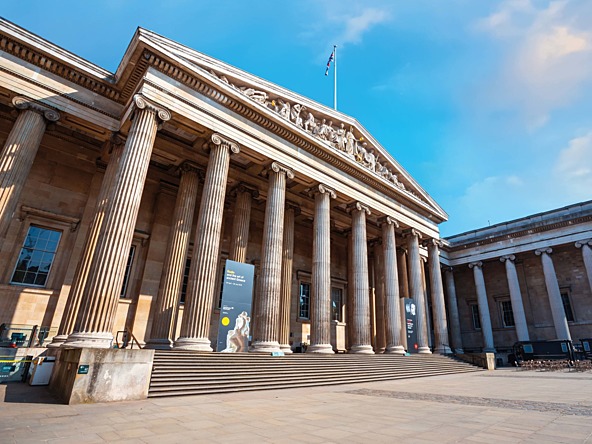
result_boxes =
[221,311,250,353]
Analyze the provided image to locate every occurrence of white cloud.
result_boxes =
[554,132,592,199]
[340,8,391,45]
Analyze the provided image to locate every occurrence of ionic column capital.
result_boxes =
[378,215,399,228]
[12,96,60,122]
[500,254,516,263]
[402,228,422,240]
[131,94,171,122]
[535,247,553,256]
[310,183,336,199]
[232,182,259,199]
[469,261,483,269]
[268,161,294,179]
[347,201,371,216]
[178,161,203,177]
[442,265,454,273]
[206,132,240,154]
[575,239,592,248]
[422,238,442,249]
[286,201,302,216]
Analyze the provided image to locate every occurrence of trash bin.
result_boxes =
[28,356,56,386]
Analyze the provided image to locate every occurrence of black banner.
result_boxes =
[403,298,419,353]
[216,260,255,352]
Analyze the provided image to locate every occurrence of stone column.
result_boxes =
[174,134,240,351]
[500,255,529,342]
[278,204,298,353]
[397,248,409,298]
[575,240,592,292]
[347,202,374,354]
[468,262,496,352]
[228,184,258,263]
[380,217,405,354]
[145,163,200,349]
[404,229,431,354]
[48,135,124,347]
[308,184,336,354]
[443,267,464,354]
[535,248,571,340]
[373,241,386,353]
[425,239,451,354]
[65,95,171,348]
[251,162,294,353]
[0,96,60,241]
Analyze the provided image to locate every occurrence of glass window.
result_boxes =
[120,246,135,298]
[299,282,311,319]
[331,287,343,322]
[560,292,575,322]
[471,304,481,330]
[180,258,191,304]
[500,300,515,327]
[11,226,61,287]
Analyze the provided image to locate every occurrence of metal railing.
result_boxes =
[115,329,143,349]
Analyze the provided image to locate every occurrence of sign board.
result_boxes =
[216,260,255,352]
[403,298,419,354]
[77,364,89,375]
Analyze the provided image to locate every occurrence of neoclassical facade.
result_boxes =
[0,20,453,355]
[441,201,592,359]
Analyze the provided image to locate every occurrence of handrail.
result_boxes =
[115,329,143,349]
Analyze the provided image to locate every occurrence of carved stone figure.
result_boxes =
[241,87,267,104]
[316,118,330,140]
[364,148,376,172]
[326,121,335,145]
[304,112,316,133]
[335,123,346,151]
[355,141,367,163]
[278,100,290,120]
[291,103,305,127]
[345,126,356,157]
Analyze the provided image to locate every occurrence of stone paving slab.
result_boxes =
[1,370,592,443]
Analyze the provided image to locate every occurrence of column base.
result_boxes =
[63,332,114,349]
[349,345,375,354]
[418,346,432,354]
[173,337,213,352]
[46,334,68,348]
[434,345,453,354]
[279,344,293,354]
[144,338,174,350]
[306,344,334,354]
[385,345,406,355]
[249,341,281,353]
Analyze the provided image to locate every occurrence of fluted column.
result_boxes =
[228,184,258,263]
[373,241,386,353]
[174,134,240,351]
[443,267,464,353]
[500,255,529,342]
[380,217,405,354]
[425,239,451,354]
[145,163,200,349]
[0,97,60,241]
[575,240,592,292]
[535,248,571,340]
[65,95,171,348]
[48,135,124,347]
[468,262,496,352]
[250,162,294,353]
[348,202,374,354]
[308,184,336,354]
[397,248,409,298]
[278,204,297,353]
[405,229,431,354]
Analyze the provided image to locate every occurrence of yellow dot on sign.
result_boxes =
[221,317,230,327]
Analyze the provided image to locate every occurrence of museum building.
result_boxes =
[0,19,590,361]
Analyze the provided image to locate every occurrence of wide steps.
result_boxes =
[148,352,481,398]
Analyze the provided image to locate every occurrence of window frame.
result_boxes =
[330,285,345,323]
[498,299,515,328]
[560,289,575,323]
[470,303,481,331]
[298,281,311,320]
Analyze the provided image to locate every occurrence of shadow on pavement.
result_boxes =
[0,382,61,404]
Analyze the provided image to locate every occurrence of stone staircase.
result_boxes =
[148,351,482,398]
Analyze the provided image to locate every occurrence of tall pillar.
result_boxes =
[278,204,298,353]
[145,163,200,349]
[174,134,240,351]
[468,262,496,352]
[404,229,431,354]
[535,248,571,340]
[250,162,294,353]
[397,248,409,298]
[443,268,464,353]
[575,240,592,291]
[48,135,124,347]
[228,184,258,263]
[0,97,60,241]
[500,255,529,342]
[347,202,374,354]
[308,185,336,354]
[65,95,171,348]
[373,241,386,353]
[425,239,451,354]
[380,217,405,354]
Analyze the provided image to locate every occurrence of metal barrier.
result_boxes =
[0,323,56,348]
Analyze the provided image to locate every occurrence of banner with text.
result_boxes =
[403,298,419,353]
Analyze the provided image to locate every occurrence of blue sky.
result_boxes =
[3,1,591,236]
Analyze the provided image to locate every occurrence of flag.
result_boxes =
[325,51,334,76]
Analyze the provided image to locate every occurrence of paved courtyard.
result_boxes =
[1,368,591,443]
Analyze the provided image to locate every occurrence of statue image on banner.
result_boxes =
[220,311,250,353]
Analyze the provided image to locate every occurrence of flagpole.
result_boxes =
[333,45,337,110]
